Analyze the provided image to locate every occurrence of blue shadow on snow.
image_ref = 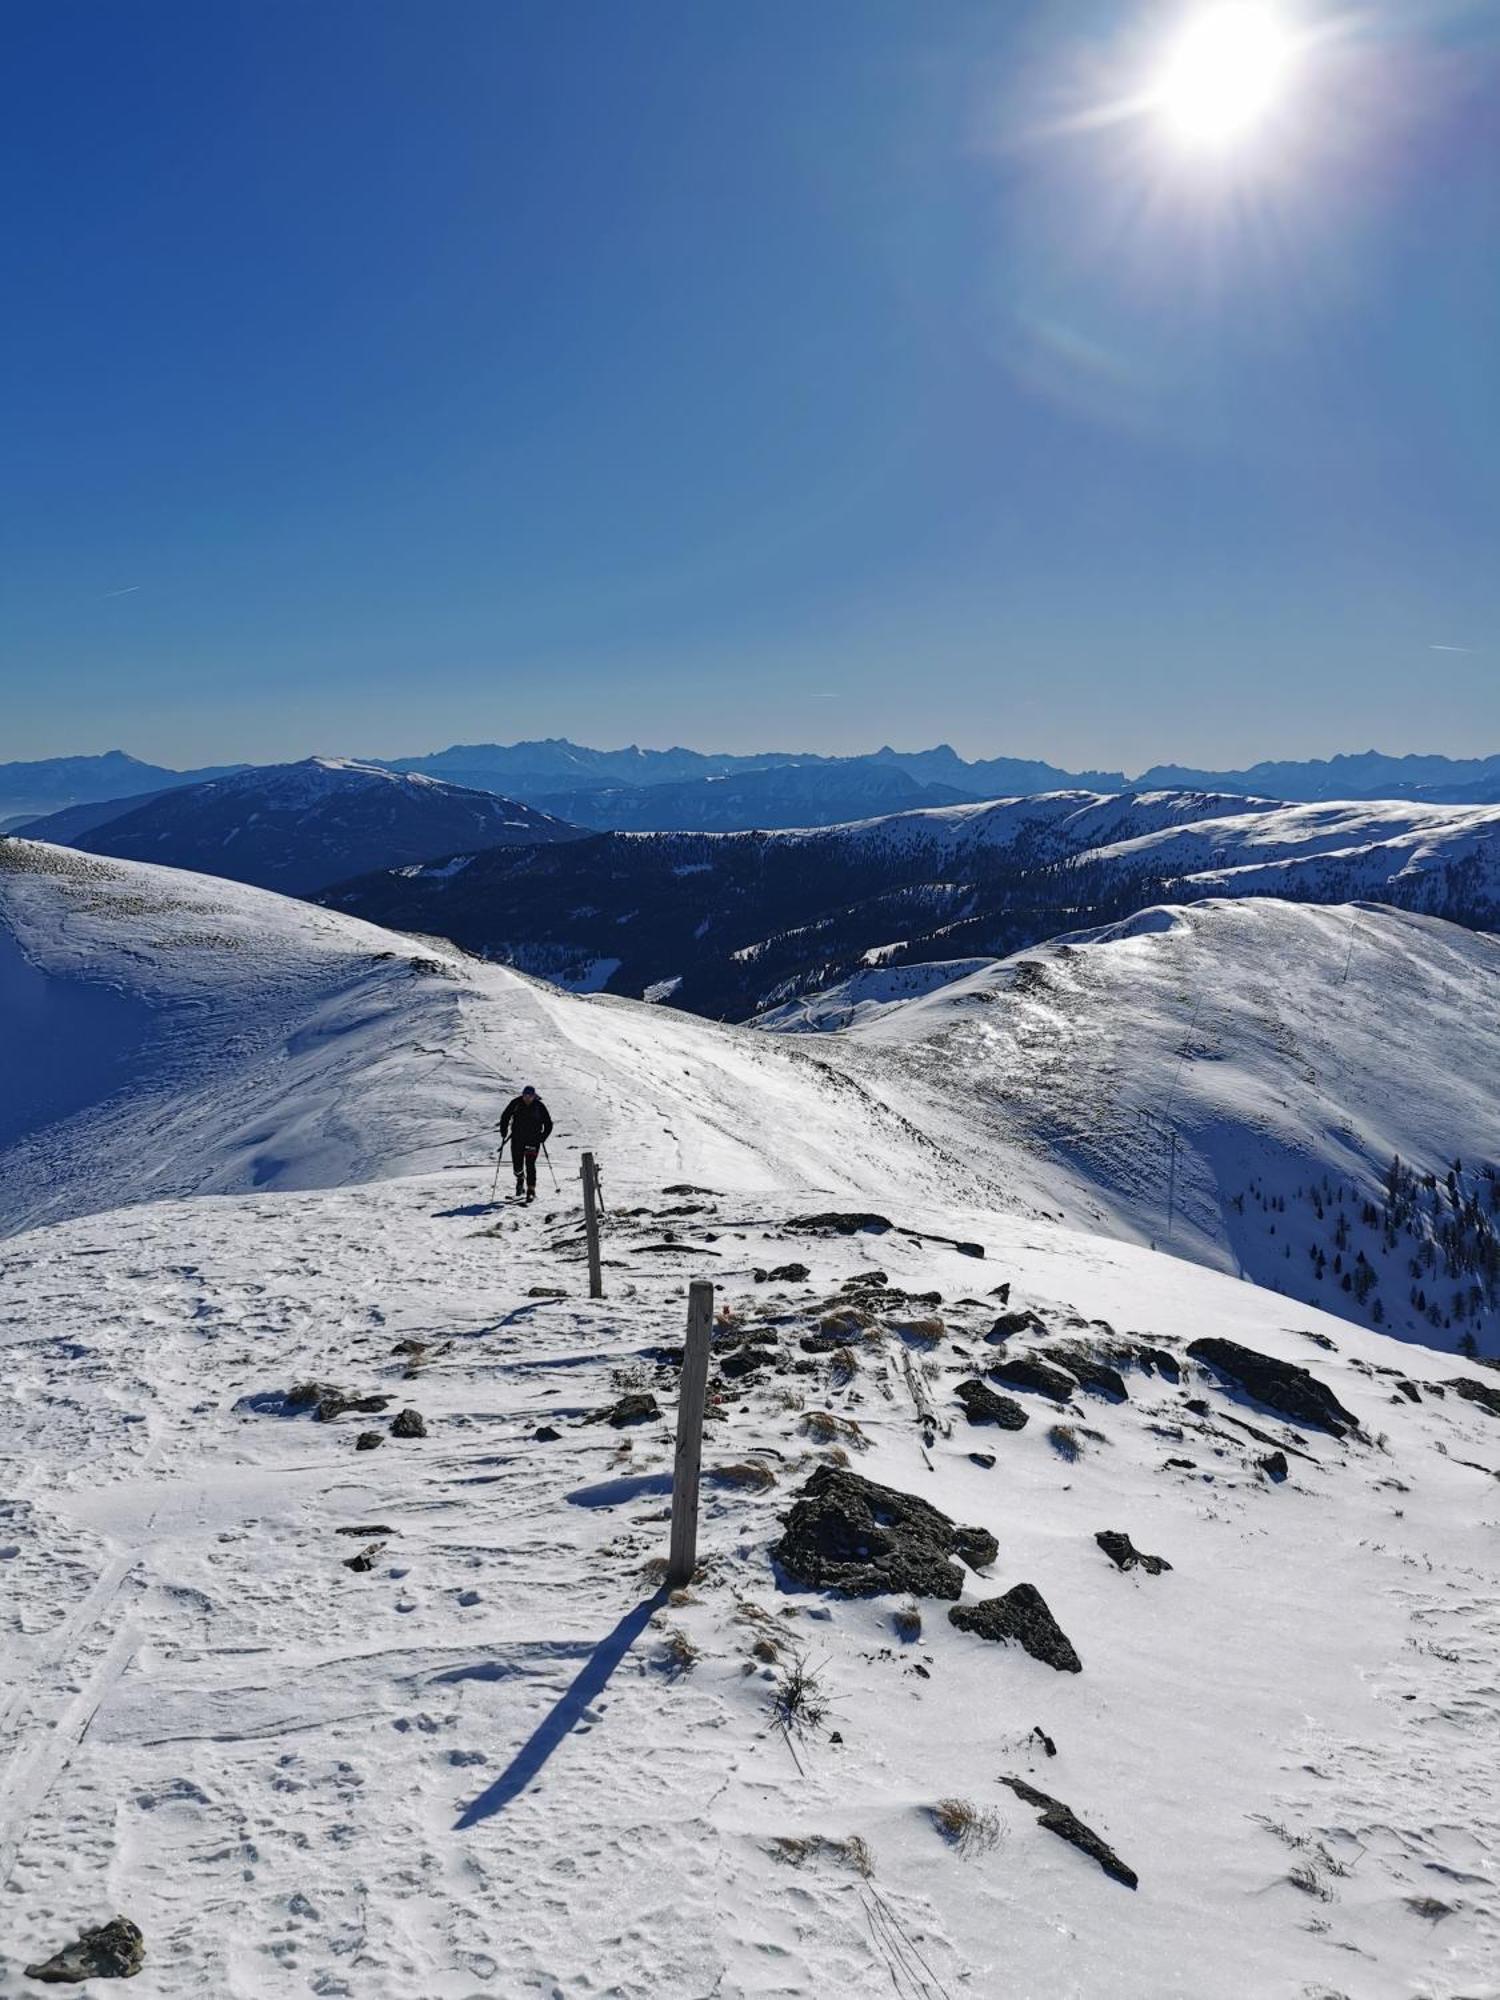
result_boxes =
[452,1590,667,1829]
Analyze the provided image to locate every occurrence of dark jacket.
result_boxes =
[500,1094,553,1147]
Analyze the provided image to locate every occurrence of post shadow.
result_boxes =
[452,1589,667,1830]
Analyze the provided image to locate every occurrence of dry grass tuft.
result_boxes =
[771,1653,830,1733]
[1047,1423,1082,1462]
[770,1832,874,1877]
[710,1459,778,1492]
[930,1798,1001,1855]
[801,1409,866,1448]
[892,1602,922,1643]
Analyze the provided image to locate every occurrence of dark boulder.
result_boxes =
[720,1344,775,1381]
[949,1583,1082,1672]
[587,1392,662,1428]
[986,1310,1046,1343]
[772,1464,996,1599]
[767,1262,811,1282]
[1095,1530,1171,1576]
[1452,1376,1500,1419]
[391,1408,427,1439]
[1258,1450,1289,1482]
[999,1777,1137,1888]
[1046,1344,1131,1401]
[788,1211,895,1237]
[1187,1338,1357,1437]
[955,1379,1030,1430]
[342,1543,384,1573]
[989,1355,1076,1401]
[25,1916,146,1983]
[969,1452,997,1469]
[314,1391,392,1423]
[533,1424,561,1442]
[354,1431,384,1451]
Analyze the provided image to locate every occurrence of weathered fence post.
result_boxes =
[581,1151,603,1299]
[667,1279,714,1589]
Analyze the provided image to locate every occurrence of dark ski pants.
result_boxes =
[511,1139,539,1193]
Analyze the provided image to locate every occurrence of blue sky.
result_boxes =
[3,0,1497,769]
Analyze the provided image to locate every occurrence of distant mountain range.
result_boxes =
[320,790,1500,1019]
[13,758,581,895]
[9,741,1500,836]
[0,750,244,829]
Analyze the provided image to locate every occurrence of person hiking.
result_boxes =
[499,1084,553,1203]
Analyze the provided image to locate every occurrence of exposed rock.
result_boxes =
[1258,1451,1289,1482]
[391,1408,427,1439]
[1095,1530,1171,1576]
[354,1431,384,1451]
[772,1464,996,1599]
[342,1543,384,1572]
[955,1379,1029,1431]
[526,1285,569,1298]
[789,1211,895,1237]
[25,1916,145,1982]
[587,1392,662,1428]
[1187,1338,1357,1437]
[533,1424,561,1442]
[1452,1376,1500,1419]
[1394,1380,1421,1403]
[999,1777,1137,1888]
[767,1262,810,1282]
[1030,1725,1057,1758]
[986,1310,1046,1343]
[968,1452,996,1469]
[335,1523,395,1537]
[314,1391,392,1423]
[948,1583,1082,1672]
[1045,1343,1131,1401]
[720,1345,775,1381]
[989,1355,1076,1401]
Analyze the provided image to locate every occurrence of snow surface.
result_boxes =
[822,899,1500,1353]
[3,843,1498,1997]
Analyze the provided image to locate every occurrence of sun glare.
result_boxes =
[1154,5,1298,149]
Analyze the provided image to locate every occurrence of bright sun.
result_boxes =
[1154,5,1298,148]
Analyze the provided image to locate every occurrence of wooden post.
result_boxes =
[581,1150,603,1299]
[667,1280,714,1589]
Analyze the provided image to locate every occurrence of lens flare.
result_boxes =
[1154,5,1299,148]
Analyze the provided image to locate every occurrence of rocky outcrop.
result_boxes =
[989,1355,1076,1401]
[772,1465,997,1599]
[1187,1338,1357,1437]
[586,1393,662,1428]
[999,1778,1137,1887]
[949,1583,1082,1672]
[1452,1376,1500,1419]
[1095,1530,1171,1576]
[25,1916,145,1982]
[955,1379,1029,1430]
[390,1408,427,1439]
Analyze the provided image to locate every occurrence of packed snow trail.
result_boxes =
[2,1173,1497,1996]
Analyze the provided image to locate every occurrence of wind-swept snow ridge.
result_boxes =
[834,897,1500,1353]
[0,840,987,1237]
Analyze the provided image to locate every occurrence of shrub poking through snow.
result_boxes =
[1048,1423,1082,1461]
[769,1833,873,1876]
[892,1602,922,1642]
[653,1625,700,1677]
[771,1652,830,1733]
[930,1798,1001,1855]
[801,1409,866,1448]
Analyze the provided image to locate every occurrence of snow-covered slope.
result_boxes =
[752,958,994,1032]
[17,758,580,896]
[3,1145,1498,1997]
[0,839,975,1239]
[829,899,1500,1354]
[3,844,1499,1998]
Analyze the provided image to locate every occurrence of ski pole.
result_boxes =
[490,1149,504,1203]
[541,1141,560,1192]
